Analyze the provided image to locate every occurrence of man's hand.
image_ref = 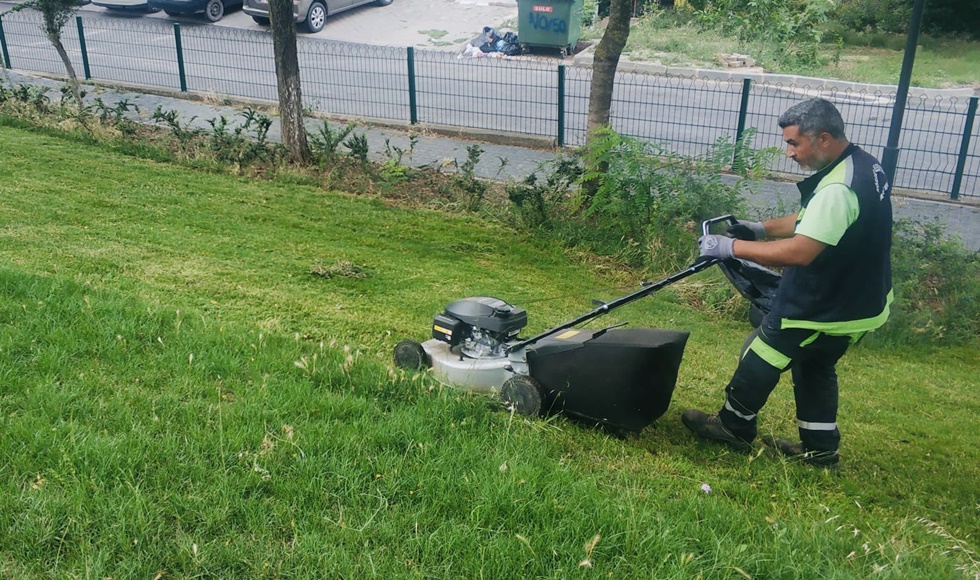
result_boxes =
[698,234,735,261]
[727,220,766,241]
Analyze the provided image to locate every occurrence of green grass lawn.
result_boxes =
[1,124,978,577]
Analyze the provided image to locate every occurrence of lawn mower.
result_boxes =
[393,216,781,432]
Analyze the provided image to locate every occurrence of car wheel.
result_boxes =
[375,0,392,5]
[204,0,224,21]
[251,15,269,25]
[303,1,326,33]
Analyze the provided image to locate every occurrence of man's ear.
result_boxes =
[813,131,830,150]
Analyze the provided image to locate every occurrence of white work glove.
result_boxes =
[726,220,766,241]
[698,234,735,261]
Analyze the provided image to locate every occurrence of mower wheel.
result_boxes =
[501,375,544,416]
[394,340,428,370]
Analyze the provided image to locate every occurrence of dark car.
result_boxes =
[149,0,242,21]
[243,0,391,33]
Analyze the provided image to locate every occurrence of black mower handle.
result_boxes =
[701,214,738,237]
[504,216,739,354]
[693,214,741,268]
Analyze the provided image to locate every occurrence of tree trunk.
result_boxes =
[583,0,631,198]
[269,0,311,164]
[48,32,82,107]
[587,0,631,134]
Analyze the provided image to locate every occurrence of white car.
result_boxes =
[242,0,391,34]
[92,0,159,12]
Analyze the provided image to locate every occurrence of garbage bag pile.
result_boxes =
[459,26,523,59]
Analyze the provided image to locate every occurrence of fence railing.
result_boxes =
[1,12,977,199]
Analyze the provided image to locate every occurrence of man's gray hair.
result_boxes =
[778,98,846,140]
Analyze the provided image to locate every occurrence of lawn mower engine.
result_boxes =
[394,297,532,393]
[432,296,528,360]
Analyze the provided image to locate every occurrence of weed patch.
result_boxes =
[310,260,374,280]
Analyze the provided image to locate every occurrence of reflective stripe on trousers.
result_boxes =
[718,323,853,453]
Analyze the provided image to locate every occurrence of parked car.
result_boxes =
[92,0,159,12]
[243,0,391,34]
[149,0,242,22]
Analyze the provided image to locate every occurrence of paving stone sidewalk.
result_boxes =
[3,69,977,250]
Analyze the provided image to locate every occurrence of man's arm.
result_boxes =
[732,234,826,267]
[760,213,800,239]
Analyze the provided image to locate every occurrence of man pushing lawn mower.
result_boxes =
[684,97,894,468]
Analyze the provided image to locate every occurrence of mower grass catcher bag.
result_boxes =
[527,327,689,432]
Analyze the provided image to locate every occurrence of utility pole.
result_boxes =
[880,0,927,185]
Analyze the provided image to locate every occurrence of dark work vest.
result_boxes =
[770,144,893,329]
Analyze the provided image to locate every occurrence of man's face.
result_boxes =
[782,125,831,171]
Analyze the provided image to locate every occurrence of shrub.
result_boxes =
[922,0,980,39]
[834,0,912,36]
[578,127,778,271]
[873,218,980,344]
[503,128,776,273]
[696,0,835,67]
[832,0,978,40]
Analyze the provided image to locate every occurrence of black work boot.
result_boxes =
[763,436,840,468]
[681,409,753,451]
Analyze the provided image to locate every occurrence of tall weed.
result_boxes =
[454,145,489,212]
[505,156,582,229]
[309,121,356,163]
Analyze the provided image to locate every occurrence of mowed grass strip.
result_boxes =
[0,125,977,577]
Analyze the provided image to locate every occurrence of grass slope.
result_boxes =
[0,124,978,577]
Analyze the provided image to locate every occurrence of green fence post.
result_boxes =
[174,23,187,92]
[76,16,91,80]
[406,46,417,125]
[950,96,978,201]
[0,16,10,70]
[733,77,752,168]
[557,64,566,148]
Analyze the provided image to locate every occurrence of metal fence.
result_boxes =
[1,12,977,199]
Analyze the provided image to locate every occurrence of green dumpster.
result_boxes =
[518,0,583,58]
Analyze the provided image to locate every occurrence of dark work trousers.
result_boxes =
[717,320,856,453]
